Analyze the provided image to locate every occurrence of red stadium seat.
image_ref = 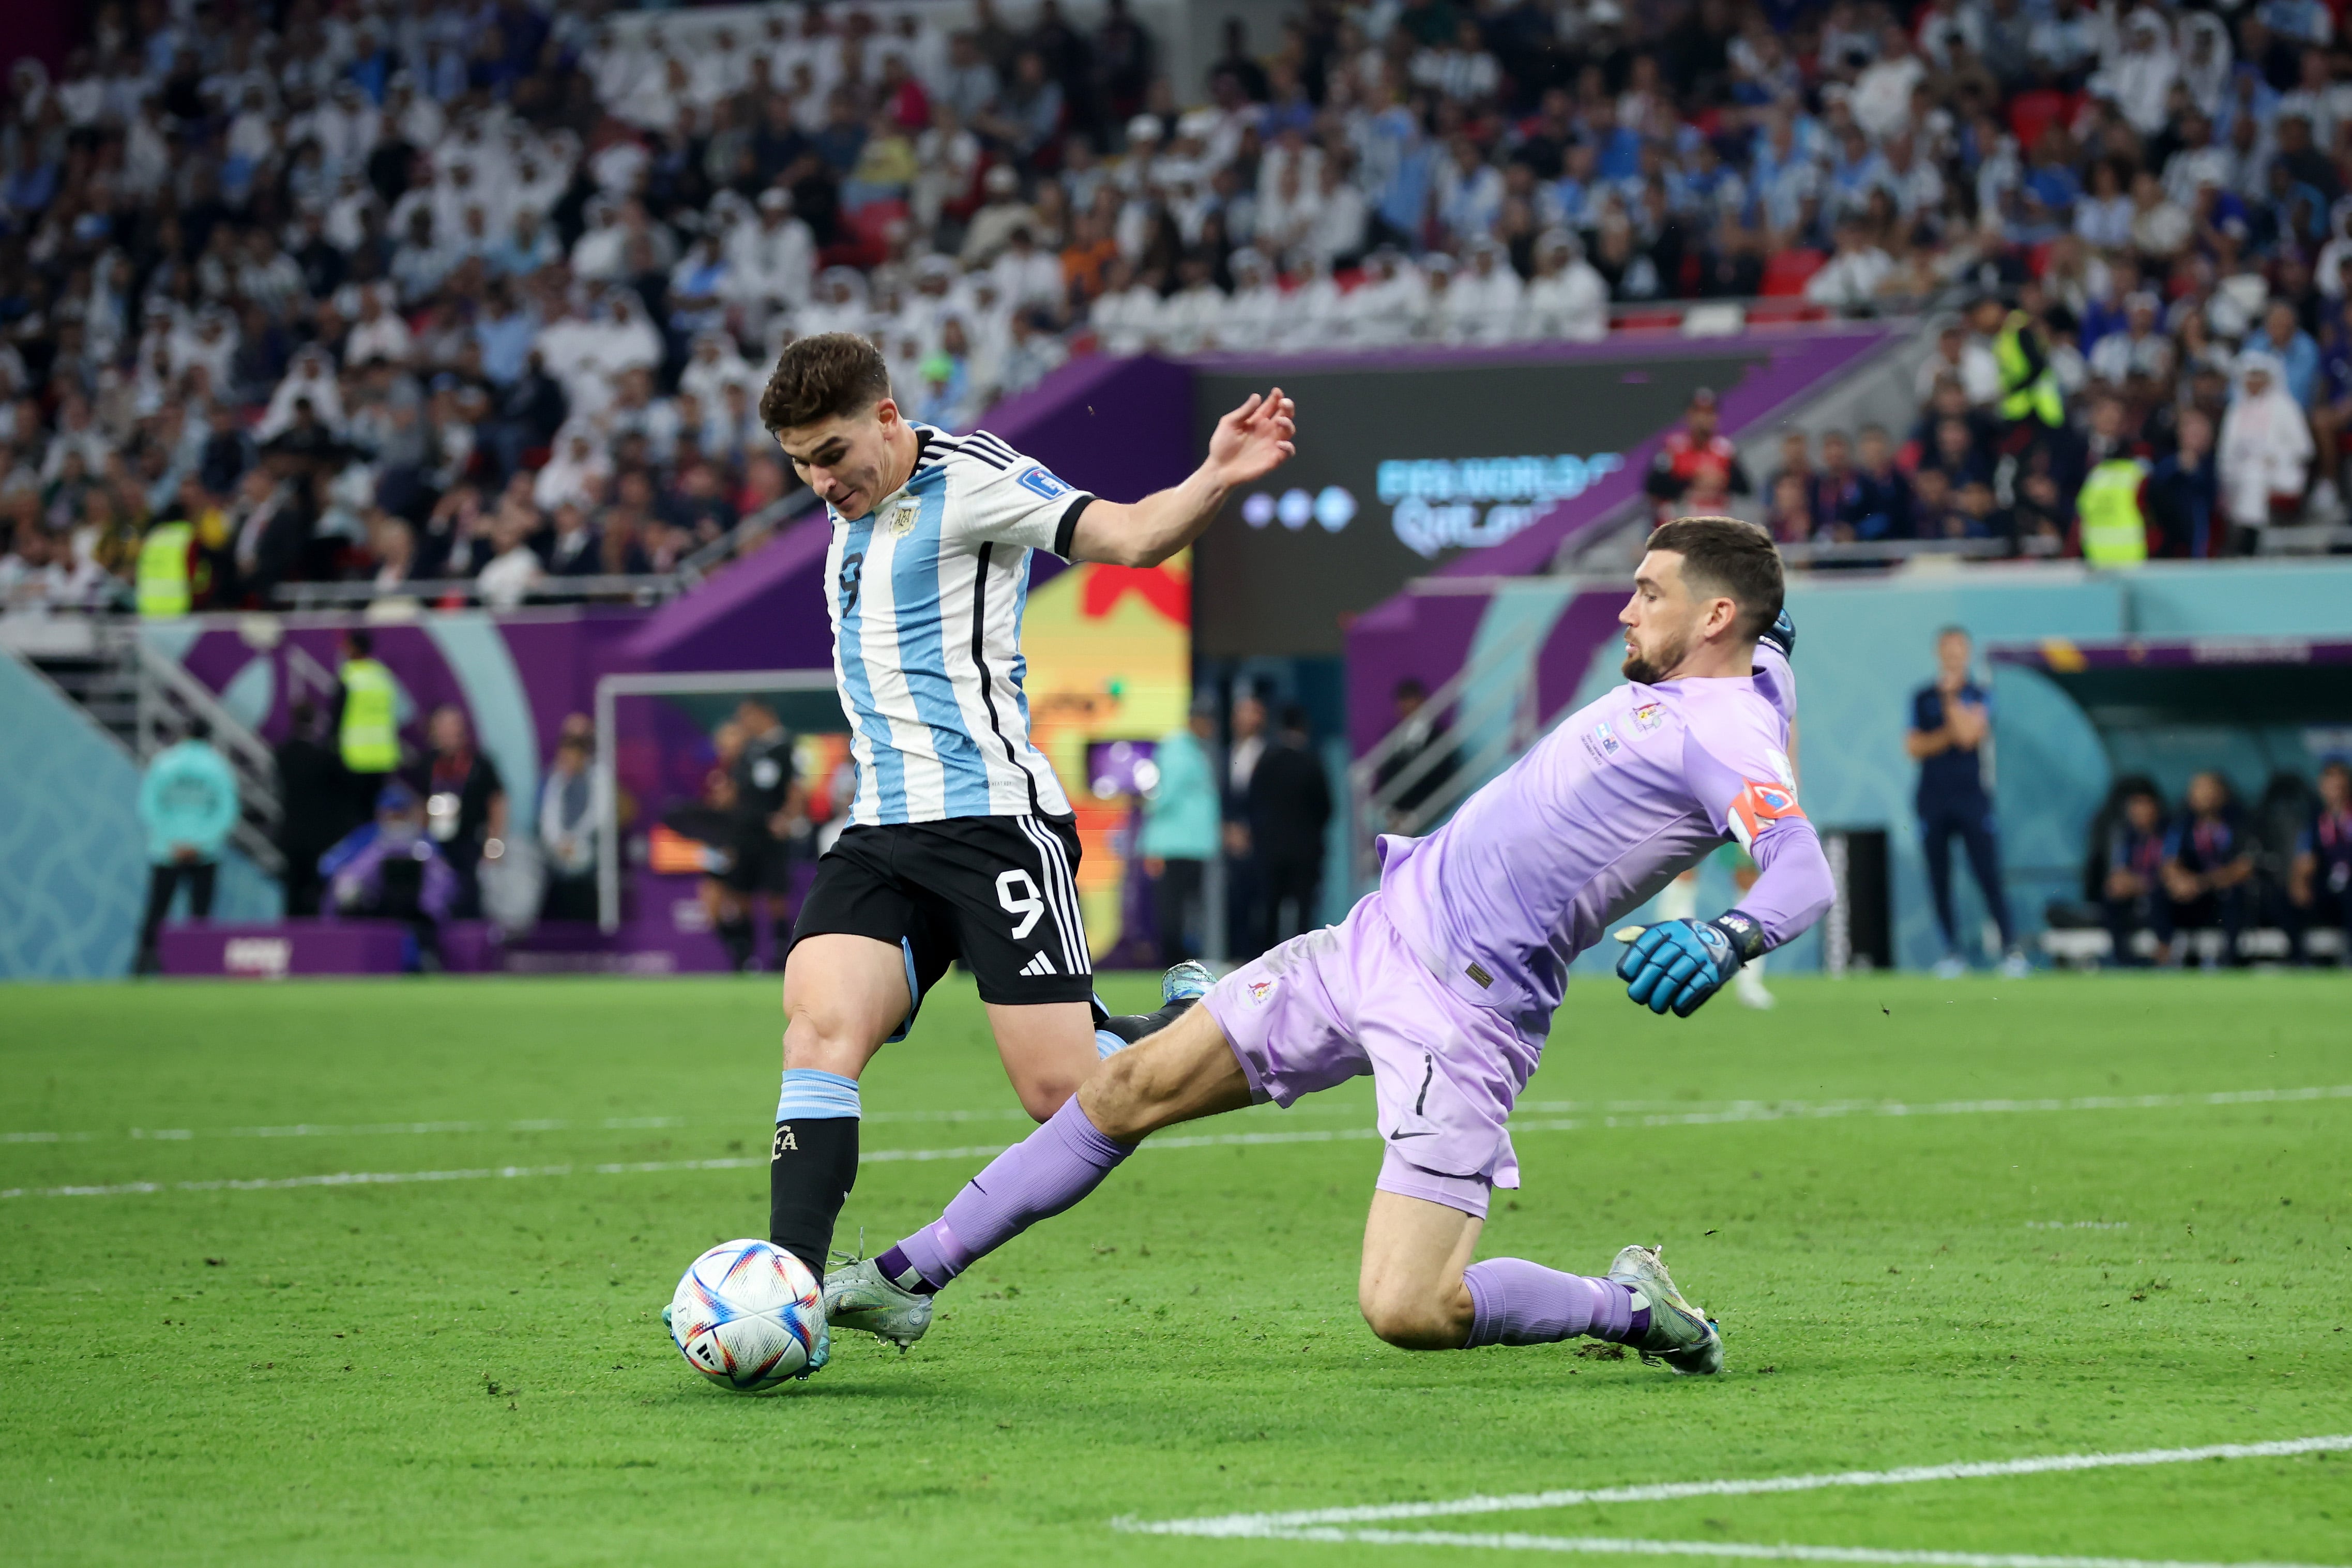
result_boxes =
[1746,299,1828,325]
[822,198,912,269]
[1761,249,1825,297]
[1614,308,1682,332]
[2008,90,2070,153]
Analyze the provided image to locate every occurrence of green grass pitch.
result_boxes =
[2,972,2347,1566]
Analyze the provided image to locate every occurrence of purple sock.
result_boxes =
[886,1096,1134,1291]
[1462,1259,1638,1348]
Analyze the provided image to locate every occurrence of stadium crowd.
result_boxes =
[9,0,2352,621]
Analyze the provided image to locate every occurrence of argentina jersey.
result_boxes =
[824,424,1096,826]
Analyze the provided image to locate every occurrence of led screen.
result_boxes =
[1191,354,1767,657]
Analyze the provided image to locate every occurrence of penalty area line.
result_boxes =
[1219,1528,2344,1568]
[1112,1435,2352,1536]
[7,1082,2346,1148]
[10,1082,2352,1199]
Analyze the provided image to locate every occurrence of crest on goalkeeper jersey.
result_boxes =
[1728,779,1804,848]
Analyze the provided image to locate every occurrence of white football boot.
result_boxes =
[823,1254,935,1348]
[1605,1243,1723,1375]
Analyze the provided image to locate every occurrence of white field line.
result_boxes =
[1222,1529,2342,1568]
[8,1084,2352,1201]
[1111,1435,2352,1538]
[0,1144,1052,1199]
[8,1083,2347,1150]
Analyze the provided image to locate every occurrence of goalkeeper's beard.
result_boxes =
[1621,627,1691,686]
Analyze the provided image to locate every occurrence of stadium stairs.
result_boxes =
[2,618,284,876]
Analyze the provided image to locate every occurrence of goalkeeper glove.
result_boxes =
[1614,910,1767,1018]
[1758,607,1796,660]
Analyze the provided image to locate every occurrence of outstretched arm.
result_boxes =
[1063,387,1296,567]
[1618,728,1835,1017]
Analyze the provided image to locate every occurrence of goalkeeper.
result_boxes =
[825,516,1832,1373]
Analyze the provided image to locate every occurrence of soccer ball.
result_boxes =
[666,1239,823,1393]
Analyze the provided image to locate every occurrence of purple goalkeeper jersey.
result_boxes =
[1376,645,1833,1039]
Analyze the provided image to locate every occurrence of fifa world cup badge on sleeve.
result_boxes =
[1017,466,1071,500]
[1728,779,1804,849]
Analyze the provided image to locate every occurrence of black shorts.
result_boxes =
[790,815,1095,1024]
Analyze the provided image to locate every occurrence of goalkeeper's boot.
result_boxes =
[1606,1243,1723,1376]
[823,1254,935,1349]
[1162,960,1216,1004]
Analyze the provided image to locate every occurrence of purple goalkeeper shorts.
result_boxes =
[1203,892,1538,1218]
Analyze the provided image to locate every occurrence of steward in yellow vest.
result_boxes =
[1967,293,2065,428]
[336,629,400,777]
[135,521,194,618]
[2076,455,2150,565]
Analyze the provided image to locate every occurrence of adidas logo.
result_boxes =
[1019,952,1056,977]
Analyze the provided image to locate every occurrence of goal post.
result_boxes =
[593,669,843,934]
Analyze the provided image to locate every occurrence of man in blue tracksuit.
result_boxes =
[1904,627,2028,977]
[134,719,241,974]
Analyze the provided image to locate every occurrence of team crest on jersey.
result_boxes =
[1246,978,1275,1006]
[887,499,921,536]
[1630,702,1664,735]
[1016,465,1070,500]
[1728,778,1805,849]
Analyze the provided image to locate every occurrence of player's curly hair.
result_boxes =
[1646,514,1784,643]
[759,332,893,433]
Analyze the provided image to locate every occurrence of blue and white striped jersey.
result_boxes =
[824,424,1095,826]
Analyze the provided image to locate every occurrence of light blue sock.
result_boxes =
[1095,1029,1128,1060]
[777,1068,862,1121]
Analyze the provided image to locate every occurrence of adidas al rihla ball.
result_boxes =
[666,1239,822,1393]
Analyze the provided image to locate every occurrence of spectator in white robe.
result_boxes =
[797,268,874,340]
[257,346,346,439]
[1090,258,1166,355]
[1276,253,1349,352]
[2219,352,2314,545]
[1452,240,1525,343]
[680,330,758,410]
[1158,252,1228,352]
[1522,229,1609,343]
[533,422,614,513]
[723,188,816,320]
[1341,250,1425,347]
[1220,249,1287,349]
[990,226,1067,315]
[2089,10,2178,136]
[345,283,415,367]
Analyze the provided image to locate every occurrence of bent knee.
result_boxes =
[1358,1288,1469,1351]
[783,1019,867,1076]
[1011,1069,1085,1123]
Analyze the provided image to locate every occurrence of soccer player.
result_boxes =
[825,516,1833,1373]
[751,334,1297,1373]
